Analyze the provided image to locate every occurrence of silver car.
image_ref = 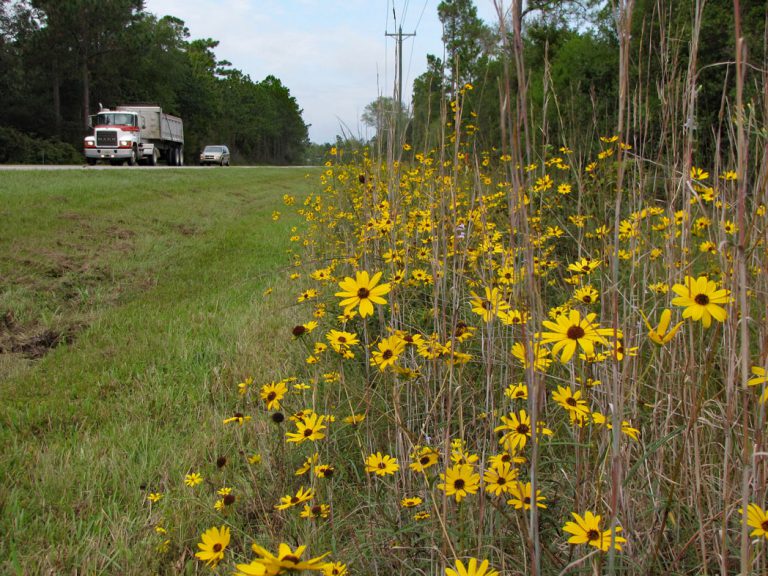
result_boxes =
[199,145,230,166]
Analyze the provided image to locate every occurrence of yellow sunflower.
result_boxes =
[641,308,683,345]
[744,503,768,540]
[364,452,399,476]
[409,446,440,472]
[370,334,406,371]
[562,511,626,552]
[438,463,480,503]
[507,481,547,510]
[539,309,611,363]
[247,542,329,575]
[469,286,510,322]
[335,270,391,318]
[445,557,499,576]
[274,486,315,510]
[260,380,289,411]
[483,462,519,496]
[670,275,731,328]
[194,525,230,568]
[285,412,327,444]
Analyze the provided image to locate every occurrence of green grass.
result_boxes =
[0,168,315,574]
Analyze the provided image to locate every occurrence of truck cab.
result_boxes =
[84,109,142,165]
[83,105,184,166]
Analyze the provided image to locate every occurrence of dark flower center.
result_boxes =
[267,392,277,401]
[566,397,578,406]
[223,494,235,505]
[516,424,530,435]
[272,412,285,424]
[762,520,768,531]
[582,296,592,303]
[382,350,393,359]
[303,428,314,437]
[213,543,223,552]
[311,505,322,514]
[567,325,586,340]
[501,454,511,462]
[497,477,506,485]
[454,479,466,490]
[481,300,493,310]
[694,294,710,306]
[337,336,347,343]
[290,496,299,503]
[357,287,370,299]
[293,325,307,336]
[420,456,431,465]
[283,555,300,565]
[586,529,600,542]
[379,462,387,469]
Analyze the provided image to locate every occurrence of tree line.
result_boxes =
[363,0,766,163]
[0,0,309,164]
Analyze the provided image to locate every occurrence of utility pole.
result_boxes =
[385,25,416,109]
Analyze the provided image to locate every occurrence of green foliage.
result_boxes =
[0,168,315,573]
[409,0,766,159]
[0,2,309,165]
[437,0,495,86]
[411,55,446,150]
[0,125,81,163]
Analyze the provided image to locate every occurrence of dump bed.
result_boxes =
[117,105,183,144]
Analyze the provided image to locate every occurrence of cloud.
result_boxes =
[146,0,403,142]
[143,0,503,143]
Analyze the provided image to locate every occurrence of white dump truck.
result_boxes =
[84,105,184,166]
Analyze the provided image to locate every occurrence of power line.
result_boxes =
[385,26,416,106]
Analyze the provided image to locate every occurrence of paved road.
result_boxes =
[0,164,314,171]
[0,164,248,170]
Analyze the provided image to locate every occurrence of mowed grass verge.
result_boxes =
[0,168,315,574]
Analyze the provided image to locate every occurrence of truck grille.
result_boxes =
[96,131,118,147]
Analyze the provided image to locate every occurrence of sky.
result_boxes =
[142,0,503,144]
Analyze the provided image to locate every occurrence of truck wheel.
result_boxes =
[149,149,158,166]
[168,148,176,166]
[178,147,184,166]
[127,148,137,166]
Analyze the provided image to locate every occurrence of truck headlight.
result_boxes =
[119,139,132,147]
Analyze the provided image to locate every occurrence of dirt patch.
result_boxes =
[176,224,200,236]
[10,330,63,359]
[105,225,136,240]
[0,312,80,360]
[42,254,78,279]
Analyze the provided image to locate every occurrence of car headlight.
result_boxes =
[119,139,132,147]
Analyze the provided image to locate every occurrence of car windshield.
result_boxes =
[95,113,135,126]
[204,146,224,153]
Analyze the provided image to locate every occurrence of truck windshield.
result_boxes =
[94,113,135,126]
